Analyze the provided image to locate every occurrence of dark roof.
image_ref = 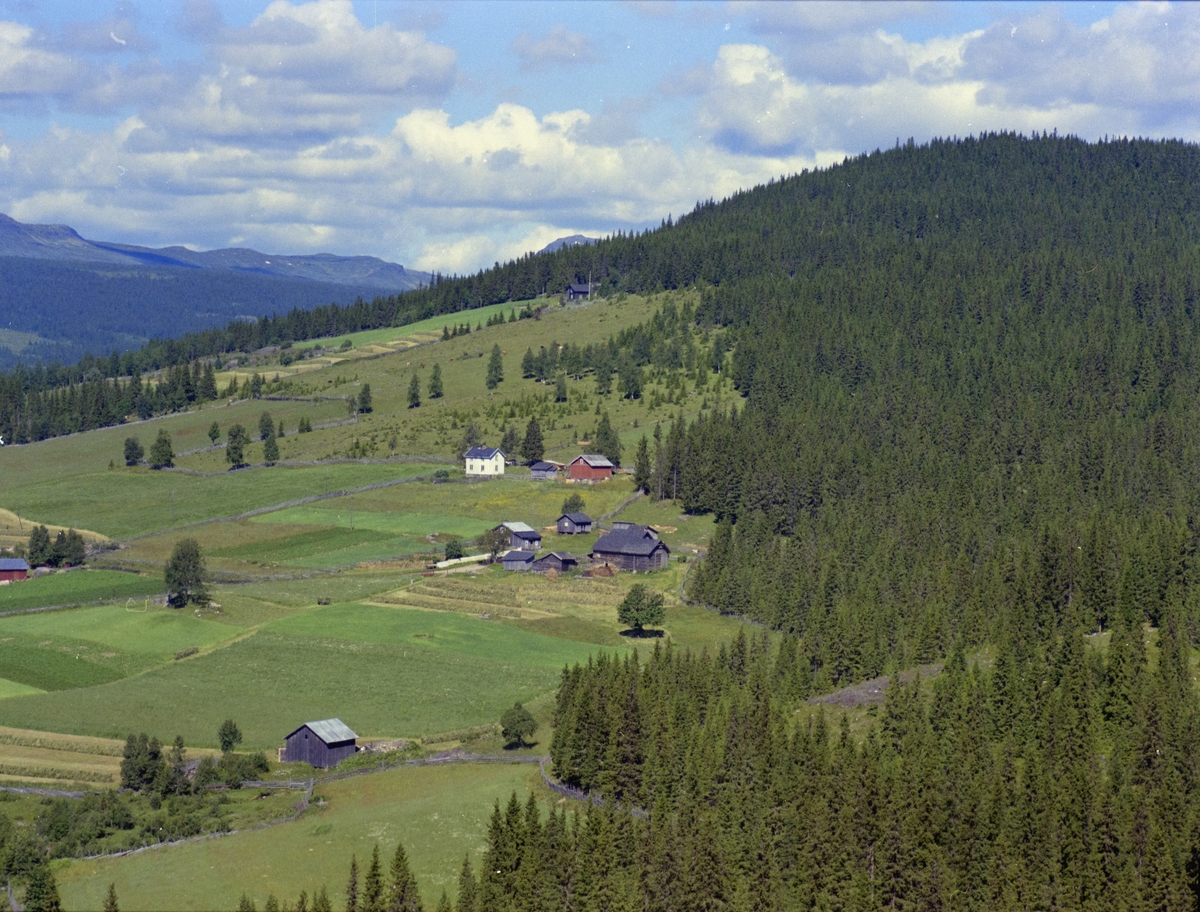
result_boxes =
[567,283,592,293]
[592,529,671,557]
[502,550,536,563]
[512,529,542,541]
[285,718,357,744]
[0,558,29,571]
[559,512,592,524]
[530,461,557,472]
[544,551,577,561]
[572,454,614,468]
[465,446,504,460]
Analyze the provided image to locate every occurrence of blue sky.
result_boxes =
[0,1,1194,274]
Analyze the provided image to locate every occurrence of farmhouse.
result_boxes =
[0,558,29,582]
[591,524,670,572]
[532,552,578,573]
[530,461,559,481]
[464,446,506,477]
[565,283,593,301]
[281,718,358,769]
[568,454,614,481]
[494,521,542,550]
[557,512,593,534]
[501,550,536,571]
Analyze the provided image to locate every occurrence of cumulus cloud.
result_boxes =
[512,25,602,71]
[0,21,92,103]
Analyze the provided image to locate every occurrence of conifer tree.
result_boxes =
[345,856,359,912]
[124,436,144,466]
[103,883,119,912]
[593,411,621,466]
[520,417,544,463]
[486,345,504,389]
[633,435,651,493]
[455,855,478,912]
[362,845,383,912]
[226,424,249,468]
[259,412,275,441]
[358,384,373,414]
[263,433,279,465]
[555,373,568,402]
[408,373,421,409]
[428,363,443,398]
[208,422,221,445]
[386,840,423,912]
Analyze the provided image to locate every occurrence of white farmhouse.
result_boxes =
[464,446,506,477]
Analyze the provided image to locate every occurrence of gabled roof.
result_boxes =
[0,558,29,571]
[530,461,558,472]
[567,283,592,293]
[465,446,504,459]
[559,512,592,524]
[592,529,671,557]
[287,718,357,744]
[571,454,614,468]
[502,550,536,563]
[500,521,536,533]
[538,551,577,562]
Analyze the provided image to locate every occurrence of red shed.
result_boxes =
[568,454,614,481]
[0,558,29,583]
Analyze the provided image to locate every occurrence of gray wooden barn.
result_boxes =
[532,552,578,573]
[591,525,670,572]
[530,461,559,481]
[281,718,358,768]
[556,512,593,534]
[502,550,536,571]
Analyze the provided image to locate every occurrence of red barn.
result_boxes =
[568,454,614,481]
[0,558,29,583]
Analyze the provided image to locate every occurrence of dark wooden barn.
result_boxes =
[494,522,542,550]
[0,558,29,583]
[556,512,593,534]
[530,461,559,481]
[281,718,358,769]
[533,552,578,574]
[591,525,670,572]
[565,283,593,300]
[502,550,536,571]
[568,454,614,481]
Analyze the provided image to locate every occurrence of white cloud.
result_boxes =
[0,21,92,101]
[512,24,602,71]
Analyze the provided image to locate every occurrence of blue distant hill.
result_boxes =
[0,213,432,367]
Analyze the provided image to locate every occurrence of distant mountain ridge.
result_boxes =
[539,234,597,255]
[0,213,429,292]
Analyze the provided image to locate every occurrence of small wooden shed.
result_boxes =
[0,558,29,583]
[565,283,593,301]
[568,454,614,481]
[281,718,358,769]
[557,512,593,534]
[495,522,542,550]
[532,552,578,574]
[530,461,559,481]
[502,550,536,571]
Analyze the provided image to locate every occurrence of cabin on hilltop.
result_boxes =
[565,283,593,301]
[591,524,670,572]
[281,718,358,769]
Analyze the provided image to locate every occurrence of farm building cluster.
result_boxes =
[492,518,669,575]
[463,446,616,483]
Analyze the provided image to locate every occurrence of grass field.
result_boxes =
[56,762,541,910]
[0,570,163,614]
[0,604,612,747]
[0,603,243,692]
[6,462,430,540]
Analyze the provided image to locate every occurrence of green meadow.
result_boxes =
[57,762,541,911]
[0,604,613,747]
[0,570,162,613]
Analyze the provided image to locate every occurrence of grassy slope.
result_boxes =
[0,570,162,613]
[0,604,612,746]
[57,763,540,911]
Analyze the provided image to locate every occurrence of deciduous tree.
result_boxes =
[149,429,174,469]
[165,538,208,608]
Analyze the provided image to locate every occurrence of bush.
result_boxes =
[444,538,465,560]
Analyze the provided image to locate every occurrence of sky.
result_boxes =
[0,0,1196,275]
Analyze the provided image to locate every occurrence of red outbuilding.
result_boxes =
[0,558,29,582]
[568,454,614,481]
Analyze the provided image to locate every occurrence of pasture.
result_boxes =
[0,602,243,692]
[0,570,162,614]
[56,762,541,911]
[0,604,611,748]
